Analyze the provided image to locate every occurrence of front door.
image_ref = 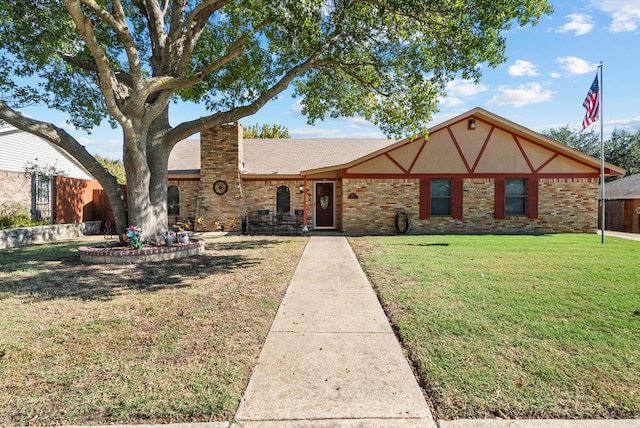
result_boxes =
[315,182,334,228]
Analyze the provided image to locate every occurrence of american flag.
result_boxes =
[582,74,599,129]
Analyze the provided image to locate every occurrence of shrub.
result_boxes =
[0,202,30,217]
[0,215,48,229]
[0,203,51,229]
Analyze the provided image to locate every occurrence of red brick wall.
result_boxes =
[0,170,31,209]
[242,179,311,223]
[342,177,599,234]
[167,179,200,224]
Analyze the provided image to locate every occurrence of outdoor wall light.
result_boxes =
[468,119,476,130]
[299,184,304,193]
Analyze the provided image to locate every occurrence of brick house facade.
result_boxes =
[167,108,624,234]
[1,125,99,221]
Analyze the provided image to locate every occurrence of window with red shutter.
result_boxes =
[494,178,506,219]
[420,178,430,219]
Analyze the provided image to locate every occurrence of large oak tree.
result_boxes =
[0,0,551,242]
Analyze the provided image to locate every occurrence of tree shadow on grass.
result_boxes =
[0,241,259,302]
[406,243,450,247]
[206,238,296,252]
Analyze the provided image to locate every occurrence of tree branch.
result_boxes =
[166,45,335,145]
[60,54,134,88]
[176,0,229,75]
[79,0,145,89]
[62,0,131,135]
[149,17,271,94]
[147,35,245,93]
[144,0,170,73]
[316,59,391,97]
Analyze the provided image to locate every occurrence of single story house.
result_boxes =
[601,173,640,233]
[0,125,101,222]
[167,107,625,234]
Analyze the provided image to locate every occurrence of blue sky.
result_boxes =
[20,0,640,160]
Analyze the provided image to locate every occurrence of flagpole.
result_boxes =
[599,61,605,244]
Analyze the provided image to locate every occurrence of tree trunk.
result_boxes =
[121,112,171,245]
[147,114,171,243]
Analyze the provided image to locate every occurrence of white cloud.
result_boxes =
[550,72,562,79]
[608,116,640,129]
[290,127,342,137]
[590,0,640,32]
[428,113,461,127]
[508,60,539,77]
[486,83,554,108]
[556,57,599,75]
[445,79,489,97]
[439,96,465,108]
[610,8,640,32]
[338,116,375,127]
[57,121,77,131]
[557,14,594,36]
[291,99,304,114]
[439,79,488,107]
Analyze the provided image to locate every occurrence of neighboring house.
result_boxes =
[601,173,640,233]
[0,125,101,222]
[167,107,625,234]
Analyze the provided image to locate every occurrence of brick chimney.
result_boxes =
[197,122,243,232]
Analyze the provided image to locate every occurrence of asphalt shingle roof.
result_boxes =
[168,137,394,175]
[604,173,640,199]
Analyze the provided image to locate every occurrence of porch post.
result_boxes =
[303,176,308,227]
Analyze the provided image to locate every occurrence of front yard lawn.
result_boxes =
[0,235,307,426]
[349,234,640,420]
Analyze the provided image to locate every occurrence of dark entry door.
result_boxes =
[315,182,334,227]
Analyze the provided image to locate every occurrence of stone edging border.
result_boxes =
[78,238,205,264]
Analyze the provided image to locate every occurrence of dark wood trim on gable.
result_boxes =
[448,127,472,173]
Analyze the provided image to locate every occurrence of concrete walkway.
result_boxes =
[598,230,640,241]
[234,235,436,427]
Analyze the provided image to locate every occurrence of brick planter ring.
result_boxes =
[78,239,205,264]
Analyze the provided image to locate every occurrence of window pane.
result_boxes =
[506,179,526,196]
[506,196,526,216]
[168,186,180,216]
[430,179,452,216]
[505,179,526,216]
[431,198,451,216]
[276,186,290,214]
[431,179,451,197]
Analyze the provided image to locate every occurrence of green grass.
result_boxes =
[0,235,307,426]
[349,234,640,420]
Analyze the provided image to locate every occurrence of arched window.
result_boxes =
[276,186,290,215]
[168,185,180,216]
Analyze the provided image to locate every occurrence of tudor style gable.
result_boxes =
[342,107,623,178]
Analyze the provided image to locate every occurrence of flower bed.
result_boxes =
[78,238,205,264]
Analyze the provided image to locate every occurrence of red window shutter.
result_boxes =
[420,178,430,220]
[494,178,505,219]
[453,178,464,219]
[528,178,539,219]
